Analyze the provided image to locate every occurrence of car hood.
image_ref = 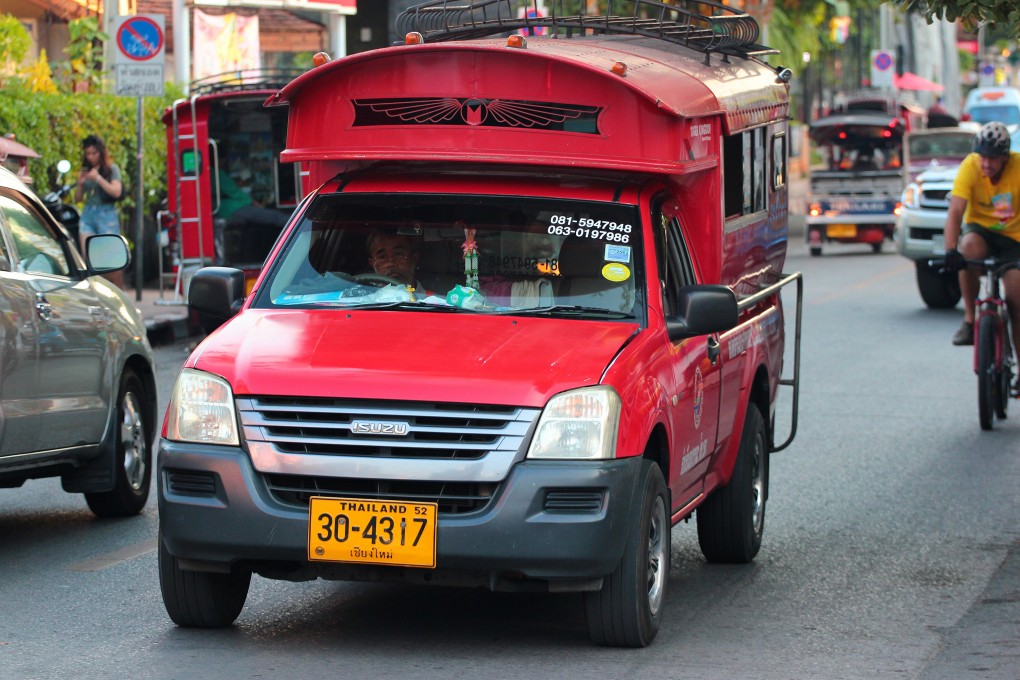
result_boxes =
[914,165,961,184]
[188,309,639,407]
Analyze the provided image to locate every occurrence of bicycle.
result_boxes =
[932,256,1018,430]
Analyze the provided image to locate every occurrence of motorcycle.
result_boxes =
[41,159,81,246]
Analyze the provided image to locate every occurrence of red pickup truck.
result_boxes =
[157,0,802,647]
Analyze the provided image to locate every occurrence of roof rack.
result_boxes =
[190,69,305,96]
[396,0,777,62]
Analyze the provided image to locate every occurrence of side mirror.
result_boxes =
[189,267,246,329]
[666,284,738,341]
[86,234,130,273]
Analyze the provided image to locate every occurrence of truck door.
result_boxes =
[655,202,723,506]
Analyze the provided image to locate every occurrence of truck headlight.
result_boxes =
[526,386,621,460]
[165,369,240,445]
[901,184,919,209]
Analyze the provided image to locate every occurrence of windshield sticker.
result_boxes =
[546,214,632,243]
[604,244,631,263]
[602,263,631,282]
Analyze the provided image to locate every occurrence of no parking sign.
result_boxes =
[114,14,165,97]
[870,49,895,89]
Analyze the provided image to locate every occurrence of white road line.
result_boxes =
[66,537,158,572]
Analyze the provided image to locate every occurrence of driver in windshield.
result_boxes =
[366,229,425,290]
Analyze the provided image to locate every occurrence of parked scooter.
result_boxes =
[41,159,80,245]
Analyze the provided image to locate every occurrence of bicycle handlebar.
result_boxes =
[927,256,1020,276]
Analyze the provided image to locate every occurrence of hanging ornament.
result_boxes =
[460,221,479,289]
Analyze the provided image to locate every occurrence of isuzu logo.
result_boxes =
[351,420,410,436]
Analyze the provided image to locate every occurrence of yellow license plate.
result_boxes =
[826,224,858,238]
[307,497,437,568]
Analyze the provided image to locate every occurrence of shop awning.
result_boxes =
[895,72,944,92]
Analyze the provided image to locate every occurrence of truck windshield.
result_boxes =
[256,193,642,320]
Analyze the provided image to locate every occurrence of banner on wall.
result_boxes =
[193,9,261,80]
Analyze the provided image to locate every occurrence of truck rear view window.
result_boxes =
[259,194,642,319]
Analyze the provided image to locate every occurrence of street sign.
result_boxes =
[114,15,165,97]
[870,49,895,89]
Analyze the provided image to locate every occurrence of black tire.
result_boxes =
[871,241,882,254]
[584,459,669,648]
[809,245,822,257]
[996,327,1012,420]
[85,369,151,517]
[697,405,767,563]
[916,261,961,309]
[158,532,252,627]
[977,315,996,431]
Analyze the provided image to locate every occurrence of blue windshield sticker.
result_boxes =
[604,244,631,263]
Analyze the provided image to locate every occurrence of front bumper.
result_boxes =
[158,440,644,589]
[896,207,947,260]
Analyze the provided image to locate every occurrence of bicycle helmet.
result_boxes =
[973,121,1011,157]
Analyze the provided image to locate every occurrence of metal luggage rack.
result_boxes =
[396,0,776,62]
[190,68,305,95]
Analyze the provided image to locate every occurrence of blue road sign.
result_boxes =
[874,52,892,71]
[117,16,164,62]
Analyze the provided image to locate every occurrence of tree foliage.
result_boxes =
[895,0,1020,27]
[0,13,31,75]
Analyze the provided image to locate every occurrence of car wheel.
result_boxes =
[158,531,252,627]
[85,369,151,517]
[871,241,883,254]
[584,459,669,648]
[916,261,961,309]
[809,245,822,257]
[697,404,767,563]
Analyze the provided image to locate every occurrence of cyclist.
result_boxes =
[944,122,1020,388]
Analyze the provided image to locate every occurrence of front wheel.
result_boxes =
[916,261,961,309]
[977,314,996,430]
[159,532,252,627]
[584,459,669,648]
[697,404,768,563]
[85,369,151,517]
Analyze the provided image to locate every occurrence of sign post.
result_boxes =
[114,14,165,300]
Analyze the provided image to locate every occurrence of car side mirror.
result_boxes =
[86,234,130,273]
[666,284,738,341]
[189,267,246,328]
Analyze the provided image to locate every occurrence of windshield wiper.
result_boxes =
[498,305,635,319]
[310,300,474,312]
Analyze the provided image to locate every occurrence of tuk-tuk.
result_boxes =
[0,134,40,187]
[806,112,905,256]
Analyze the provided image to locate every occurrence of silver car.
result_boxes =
[0,166,157,516]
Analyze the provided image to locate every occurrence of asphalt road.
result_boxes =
[0,238,1017,679]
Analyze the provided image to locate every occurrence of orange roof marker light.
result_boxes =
[312,52,331,67]
[611,62,628,77]
[506,35,527,48]
[406,32,424,45]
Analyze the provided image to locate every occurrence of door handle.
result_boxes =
[707,336,721,365]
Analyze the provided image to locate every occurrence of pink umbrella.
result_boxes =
[894,72,944,92]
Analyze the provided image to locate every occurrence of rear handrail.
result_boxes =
[396,0,777,61]
[737,271,802,453]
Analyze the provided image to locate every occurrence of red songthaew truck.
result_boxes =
[157,0,802,647]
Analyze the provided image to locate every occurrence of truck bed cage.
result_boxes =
[396,0,777,62]
[191,69,305,96]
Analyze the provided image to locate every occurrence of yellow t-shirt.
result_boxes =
[951,151,1020,240]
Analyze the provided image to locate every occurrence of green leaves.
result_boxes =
[893,0,1020,27]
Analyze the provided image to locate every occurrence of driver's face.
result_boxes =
[368,234,419,285]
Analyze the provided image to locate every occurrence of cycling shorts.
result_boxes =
[962,223,1020,261]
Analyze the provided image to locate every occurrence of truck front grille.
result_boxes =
[265,473,496,514]
[237,397,539,460]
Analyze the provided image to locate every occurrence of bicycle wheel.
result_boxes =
[996,322,1013,419]
[977,315,996,430]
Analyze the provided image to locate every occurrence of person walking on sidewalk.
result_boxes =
[74,134,124,288]
[943,122,1020,368]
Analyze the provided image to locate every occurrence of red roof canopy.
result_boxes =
[895,72,944,92]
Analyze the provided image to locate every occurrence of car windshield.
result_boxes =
[968,105,1020,125]
[255,193,642,320]
[908,133,974,160]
